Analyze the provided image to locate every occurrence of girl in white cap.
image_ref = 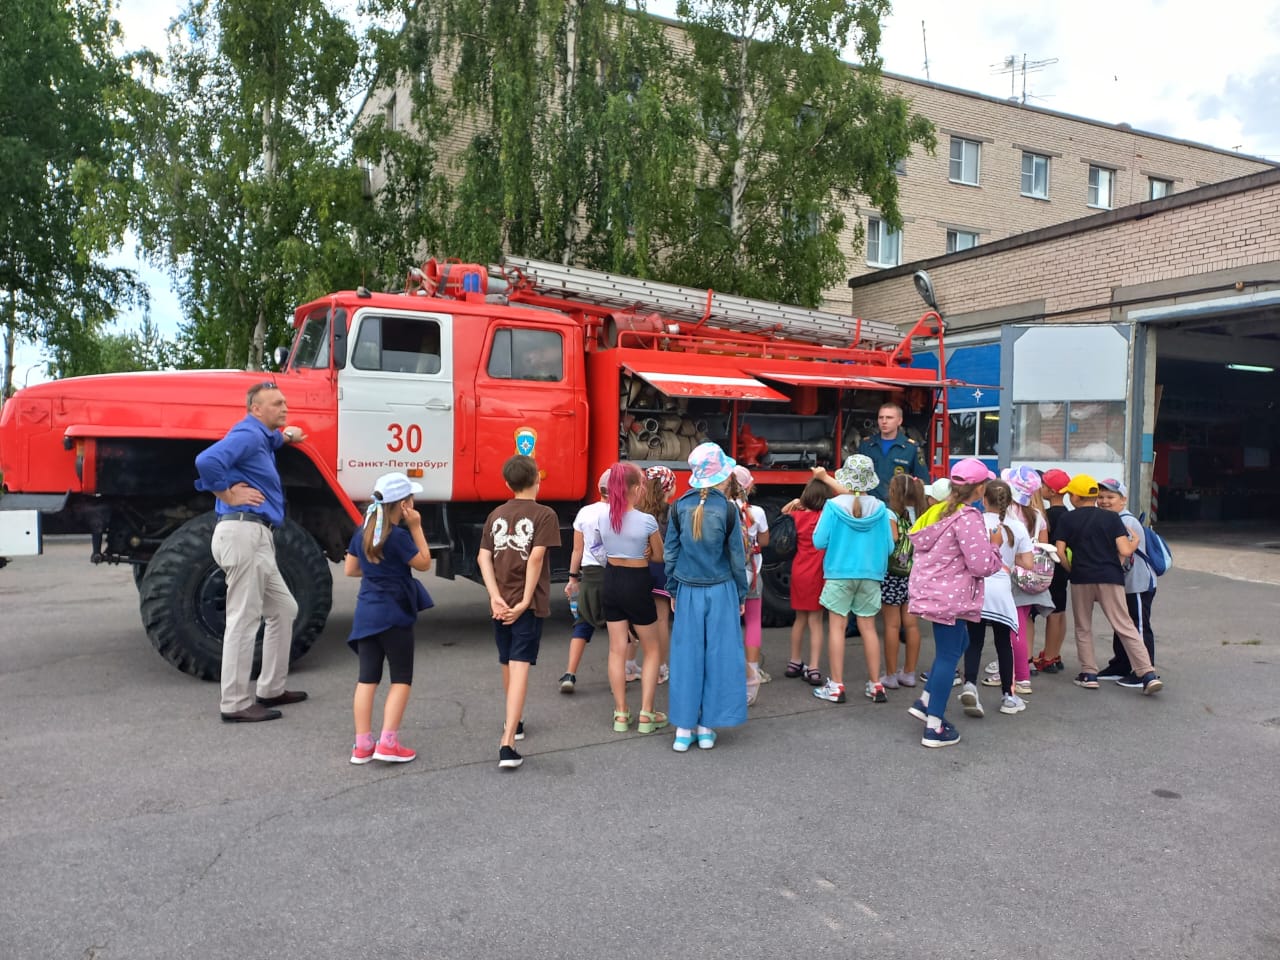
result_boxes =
[344,472,434,764]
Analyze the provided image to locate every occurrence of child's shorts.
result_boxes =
[495,609,543,665]
[821,578,882,618]
[603,564,658,626]
[881,573,909,607]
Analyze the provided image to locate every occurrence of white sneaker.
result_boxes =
[1013,680,1033,696]
[959,681,984,717]
[1000,693,1027,714]
[985,660,1000,675]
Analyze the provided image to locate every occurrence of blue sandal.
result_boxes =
[672,731,695,752]
[696,729,717,750]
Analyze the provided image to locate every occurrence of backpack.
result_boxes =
[1135,512,1173,576]
[1012,543,1056,594]
[887,512,914,576]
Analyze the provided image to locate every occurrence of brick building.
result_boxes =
[841,73,1272,288]
[847,166,1280,525]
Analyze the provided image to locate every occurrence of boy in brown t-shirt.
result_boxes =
[478,455,562,770]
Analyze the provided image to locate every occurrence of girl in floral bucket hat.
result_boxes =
[1000,465,1050,696]
[809,455,896,705]
[663,443,749,751]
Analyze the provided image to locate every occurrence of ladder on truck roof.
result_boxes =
[501,256,902,349]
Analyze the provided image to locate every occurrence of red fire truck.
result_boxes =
[0,257,955,679]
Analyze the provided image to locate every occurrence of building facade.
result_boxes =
[847,167,1280,526]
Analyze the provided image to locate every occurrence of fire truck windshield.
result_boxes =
[291,309,331,369]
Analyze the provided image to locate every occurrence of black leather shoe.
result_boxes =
[257,690,309,707]
[221,703,283,723]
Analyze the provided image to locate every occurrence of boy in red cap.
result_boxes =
[1031,469,1071,673]
[1053,474,1163,694]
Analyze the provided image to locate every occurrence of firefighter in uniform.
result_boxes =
[857,401,931,502]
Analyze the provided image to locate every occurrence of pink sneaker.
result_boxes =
[373,742,417,763]
[350,742,375,765]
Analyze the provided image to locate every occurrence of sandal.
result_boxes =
[803,666,823,686]
[637,710,669,734]
[673,731,695,752]
[785,660,804,679]
[612,710,632,733]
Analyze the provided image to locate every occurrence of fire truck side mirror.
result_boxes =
[331,309,348,370]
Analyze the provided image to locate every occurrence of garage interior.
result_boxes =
[1152,308,1280,525]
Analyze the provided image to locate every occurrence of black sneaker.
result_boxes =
[558,672,576,694]
[1097,666,1128,681]
[1115,672,1143,688]
[498,745,523,770]
[515,721,525,741]
[1140,672,1164,695]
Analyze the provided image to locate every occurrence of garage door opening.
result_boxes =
[1153,357,1278,523]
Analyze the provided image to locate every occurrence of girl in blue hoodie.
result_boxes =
[811,456,896,704]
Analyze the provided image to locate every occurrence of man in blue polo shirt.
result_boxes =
[858,401,930,502]
[195,381,309,723]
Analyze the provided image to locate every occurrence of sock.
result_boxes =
[379,729,399,747]
[920,690,930,708]
[747,662,760,679]
[696,725,714,735]
[926,714,943,731]
[676,727,693,738]
[626,659,638,673]
[355,732,375,750]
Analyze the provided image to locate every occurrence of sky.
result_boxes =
[15,0,1280,384]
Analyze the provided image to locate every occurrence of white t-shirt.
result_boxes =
[573,500,609,567]
[981,512,1033,628]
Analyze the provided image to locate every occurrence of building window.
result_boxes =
[385,94,397,132]
[866,217,901,267]
[949,137,981,185]
[1011,400,1125,461]
[1021,152,1049,199]
[946,229,978,254]
[950,409,1000,458]
[892,156,907,175]
[1088,165,1114,208]
[1149,177,1173,199]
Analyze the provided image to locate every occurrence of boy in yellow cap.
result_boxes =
[1053,474,1163,695]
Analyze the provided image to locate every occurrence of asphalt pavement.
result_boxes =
[1,538,1278,960]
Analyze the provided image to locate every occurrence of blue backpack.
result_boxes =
[1135,512,1173,576]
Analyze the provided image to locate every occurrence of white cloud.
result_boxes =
[879,0,1280,160]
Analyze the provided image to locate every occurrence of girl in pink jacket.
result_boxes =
[905,459,1003,748]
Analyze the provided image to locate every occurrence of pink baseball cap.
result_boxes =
[950,458,996,485]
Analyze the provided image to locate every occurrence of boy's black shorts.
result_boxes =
[495,609,543,665]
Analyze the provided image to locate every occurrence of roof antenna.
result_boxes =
[921,20,930,80]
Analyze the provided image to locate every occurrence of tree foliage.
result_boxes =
[360,0,933,306]
[0,0,143,399]
[135,0,369,369]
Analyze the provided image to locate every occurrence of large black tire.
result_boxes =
[755,497,797,628]
[138,512,332,681]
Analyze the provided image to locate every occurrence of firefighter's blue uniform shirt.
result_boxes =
[858,433,930,501]
[194,414,287,526]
